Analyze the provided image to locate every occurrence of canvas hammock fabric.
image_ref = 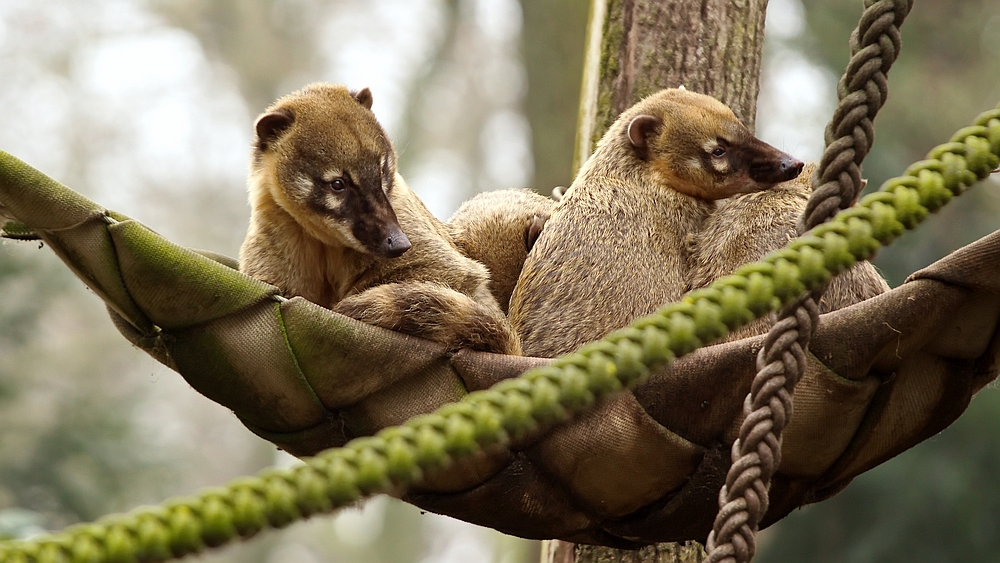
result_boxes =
[0,116,998,551]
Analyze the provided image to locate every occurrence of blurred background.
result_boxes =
[0,0,998,562]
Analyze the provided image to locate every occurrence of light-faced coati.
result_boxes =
[239,83,519,355]
[448,188,555,314]
[688,162,890,339]
[509,88,804,358]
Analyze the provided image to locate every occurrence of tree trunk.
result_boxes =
[574,0,768,171]
[552,0,770,561]
[544,540,712,563]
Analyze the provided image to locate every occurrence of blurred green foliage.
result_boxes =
[759,389,1000,563]
[800,0,1000,286]
[757,1,1000,560]
[0,244,170,529]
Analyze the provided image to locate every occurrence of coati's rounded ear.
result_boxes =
[351,87,374,110]
[627,114,663,151]
[255,108,294,145]
[525,214,547,252]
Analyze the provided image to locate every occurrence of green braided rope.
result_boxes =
[1,106,998,563]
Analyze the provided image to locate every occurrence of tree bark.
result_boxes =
[554,0,770,561]
[544,540,712,563]
[574,0,769,172]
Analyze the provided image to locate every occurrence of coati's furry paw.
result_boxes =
[333,281,522,355]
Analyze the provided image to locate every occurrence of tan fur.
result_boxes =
[688,162,890,339]
[509,89,803,358]
[239,83,519,354]
[334,281,520,354]
[449,188,556,314]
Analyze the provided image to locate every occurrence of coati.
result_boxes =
[239,83,519,355]
[448,188,555,314]
[688,162,890,339]
[509,88,804,358]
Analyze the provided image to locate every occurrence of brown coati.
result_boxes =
[448,188,555,314]
[509,88,804,358]
[239,83,519,354]
[688,161,890,339]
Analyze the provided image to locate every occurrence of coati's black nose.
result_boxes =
[779,156,804,180]
[381,227,411,258]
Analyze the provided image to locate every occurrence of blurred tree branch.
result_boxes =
[521,0,589,192]
[151,0,323,112]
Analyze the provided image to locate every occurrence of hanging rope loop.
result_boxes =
[807,0,913,229]
[707,1,915,562]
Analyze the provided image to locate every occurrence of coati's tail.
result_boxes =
[333,281,522,355]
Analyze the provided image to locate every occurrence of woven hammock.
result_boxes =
[1,148,998,548]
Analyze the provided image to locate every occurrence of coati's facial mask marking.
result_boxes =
[703,139,731,175]
[625,91,804,200]
[304,171,350,216]
[320,169,342,184]
[252,85,411,258]
[297,166,410,258]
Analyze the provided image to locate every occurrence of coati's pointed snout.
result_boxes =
[748,146,804,185]
[778,156,804,180]
[379,225,411,258]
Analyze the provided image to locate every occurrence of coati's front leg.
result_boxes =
[333,281,522,355]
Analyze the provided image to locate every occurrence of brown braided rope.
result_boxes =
[705,1,914,561]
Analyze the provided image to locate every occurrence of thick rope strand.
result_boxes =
[1,105,998,563]
[706,1,914,561]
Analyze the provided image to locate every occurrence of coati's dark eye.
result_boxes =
[711,147,726,157]
[330,178,346,191]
